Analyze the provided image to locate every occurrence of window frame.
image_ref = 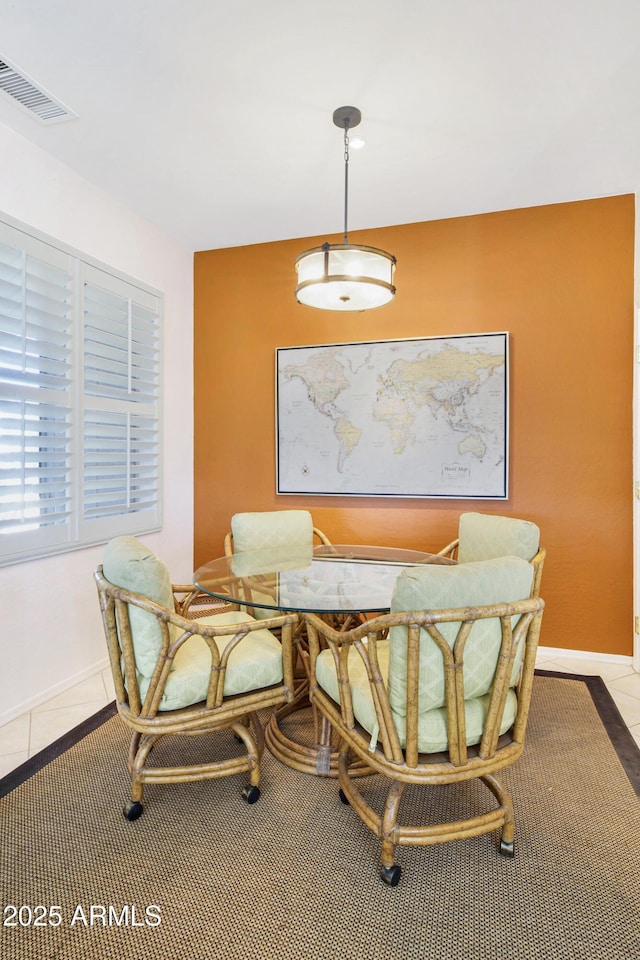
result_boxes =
[0,213,163,567]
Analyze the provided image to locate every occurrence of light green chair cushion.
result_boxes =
[315,642,518,754]
[103,535,178,679]
[457,512,540,564]
[388,557,533,716]
[230,545,313,577]
[139,610,284,712]
[315,556,532,753]
[103,537,283,712]
[231,510,314,618]
[231,510,314,552]
[230,545,314,616]
[316,642,390,743]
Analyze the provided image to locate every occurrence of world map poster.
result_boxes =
[276,332,508,499]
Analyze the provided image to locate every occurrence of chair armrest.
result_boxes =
[435,537,459,559]
[96,569,297,716]
[303,611,402,760]
[172,583,206,616]
[304,611,393,644]
[171,583,233,619]
[313,526,332,545]
[116,588,296,653]
[530,547,546,598]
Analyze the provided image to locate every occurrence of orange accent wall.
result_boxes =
[194,196,634,656]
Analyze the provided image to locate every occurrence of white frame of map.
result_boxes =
[275,332,509,499]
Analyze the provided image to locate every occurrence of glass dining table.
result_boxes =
[193,543,454,776]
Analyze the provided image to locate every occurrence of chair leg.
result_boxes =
[233,715,251,741]
[127,731,142,779]
[251,711,265,759]
[379,781,405,886]
[336,749,404,886]
[481,773,516,856]
[233,714,263,803]
[499,822,515,857]
[124,731,158,821]
[128,733,158,789]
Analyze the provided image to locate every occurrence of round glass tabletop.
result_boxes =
[193,543,454,615]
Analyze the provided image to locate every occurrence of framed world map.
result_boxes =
[275,332,508,499]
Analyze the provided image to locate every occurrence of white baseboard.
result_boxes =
[0,656,110,729]
[536,645,634,667]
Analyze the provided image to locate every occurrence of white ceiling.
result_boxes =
[1,1,639,252]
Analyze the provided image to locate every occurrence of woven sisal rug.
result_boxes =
[1,672,639,960]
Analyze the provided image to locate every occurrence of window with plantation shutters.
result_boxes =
[0,216,162,566]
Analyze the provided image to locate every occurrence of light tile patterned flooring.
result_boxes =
[0,655,639,781]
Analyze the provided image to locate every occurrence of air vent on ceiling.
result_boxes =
[0,56,77,123]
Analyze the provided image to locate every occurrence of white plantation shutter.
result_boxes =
[83,411,159,521]
[80,267,161,541]
[0,231,74,559]
[0,217,162,565]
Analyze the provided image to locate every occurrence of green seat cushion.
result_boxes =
[139,610,284,712]
[316,642,389,742]
[103,536,177,679]
[240,589,278,620]
[230,544,313,619]
[315,556,532,753]
[315,642,517,753]
[457,512,540,564]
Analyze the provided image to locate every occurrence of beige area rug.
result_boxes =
[1,672,639,960]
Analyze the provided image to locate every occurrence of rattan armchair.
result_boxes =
[304,556,544,886]
[95,536,297,820]
[437,512,545,597]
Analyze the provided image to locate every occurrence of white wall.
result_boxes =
[635,190,640,673]
[0,121,194,724]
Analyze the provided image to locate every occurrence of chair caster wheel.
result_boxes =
[242,784,260,804]
[123,800,143,821]
[380,864,401,887]
[338,788,350,805]
[500,839,515,858]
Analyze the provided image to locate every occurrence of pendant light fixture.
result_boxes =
[295,106,396,311]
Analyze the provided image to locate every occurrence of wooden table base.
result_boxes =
[265,688,369,778]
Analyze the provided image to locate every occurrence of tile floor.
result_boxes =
[0,654,639,781]
[0,667,115,780]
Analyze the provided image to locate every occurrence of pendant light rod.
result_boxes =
[343,125,349,242]
[333,106,361,244]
